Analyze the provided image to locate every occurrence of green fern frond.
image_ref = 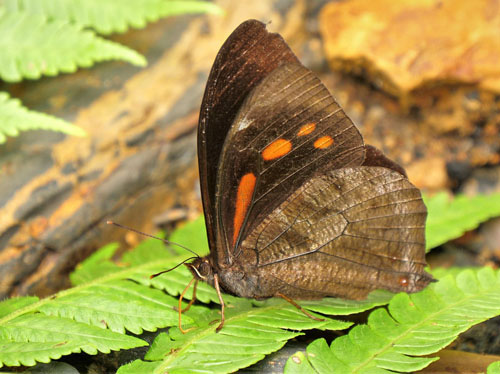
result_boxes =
[0,9,146,82]
[284,267,500,374]
[0,218,369,370]
[4,210,500,372]
[0,222,197,368]
[117,301,350,374]
[0,314,147,367]
[425,192,500,250]
[0,92,85,143]
[70,243,121,285]
[4,0,223,35]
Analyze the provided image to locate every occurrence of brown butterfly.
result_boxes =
[172,20,432,331]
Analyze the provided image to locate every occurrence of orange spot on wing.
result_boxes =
[233,173,256,246]
[297,123,316,136]
[313,135,334,149]
[262,139,292,161]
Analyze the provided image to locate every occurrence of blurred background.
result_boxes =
[0,0,499,368]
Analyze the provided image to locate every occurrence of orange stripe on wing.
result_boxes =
[233,173,257,246]
[262,139,292,161]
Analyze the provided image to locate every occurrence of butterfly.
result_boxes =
[176,19,432,331]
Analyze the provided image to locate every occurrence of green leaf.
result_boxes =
[284,351,317,374]
[70,243,121,285]
[4,0,223,35]
[7,214,499,373]
[0,314,146,367]
[0,297,39,319]
[38,281,181,334]
[0,92,85,143]
[118,360,162,374]
[121,216,208,267]
[117,300,352,374]
[298,289,394,315]
[0,237,194,367]
[168,215,209,257]
[0,10,146,83]
[306,339,341,373]
[0,217,354,371]
[285,267,500,374]
[488,361,500,374]
[425,192,500,250]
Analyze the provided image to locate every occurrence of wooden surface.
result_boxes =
[0,1,308,298]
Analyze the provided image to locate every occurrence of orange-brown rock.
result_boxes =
[320,0,500,97]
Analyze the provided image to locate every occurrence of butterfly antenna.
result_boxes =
[107,220,200,258]
[149,256,198,278]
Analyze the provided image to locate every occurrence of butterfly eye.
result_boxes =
[198,261,212,278]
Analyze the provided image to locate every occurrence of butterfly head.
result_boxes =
[186,256,214,285]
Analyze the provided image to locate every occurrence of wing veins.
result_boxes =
[255,203,315,256]
[359,225,425,229]
[257,91,332,151]
[217,32,268,98]
[306,171,405,222]
[346,196,424,214]
[348,211,426,223]
[247,76,323,148]
[257,210,424,268]
[259,244,425,276]
[254,141,364,205]
[260,105,344,173]
[266,272,379,294]
[343,233,425,245]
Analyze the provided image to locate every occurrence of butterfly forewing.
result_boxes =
[198,20,299,261]
[216,63,365,260]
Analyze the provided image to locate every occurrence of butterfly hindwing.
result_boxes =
[240,166,431,299]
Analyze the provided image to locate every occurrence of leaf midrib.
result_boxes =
[155,304,305,373]
[0,256,189,325]
[352,281,500,373]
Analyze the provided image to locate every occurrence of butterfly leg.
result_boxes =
[180,279,198,313]
[178,277,197,334]
[214,273,226,332]
[276,292,324,322]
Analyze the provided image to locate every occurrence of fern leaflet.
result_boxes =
[424,192,500,250]
[284,267,500,373]
[0,92,85,143]
[3,0,223,35]
[0,9,146,82]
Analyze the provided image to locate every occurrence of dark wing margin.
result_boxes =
[242,166,432,300]
[363,144,408,177]
[198,20,299,261]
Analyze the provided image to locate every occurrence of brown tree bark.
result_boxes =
[0,0,305,299]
